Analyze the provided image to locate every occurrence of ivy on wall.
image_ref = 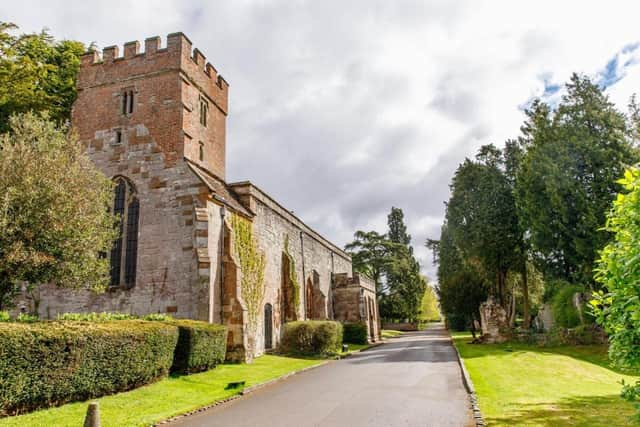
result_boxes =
[284,235,301,314]
[230,214,266,355]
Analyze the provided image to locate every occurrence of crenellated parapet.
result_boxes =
[78,32,228,114]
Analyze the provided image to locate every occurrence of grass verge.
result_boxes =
[451,331,640,426]
[381,329,404,339]
[340,343,370,356]
[0,355,323,427]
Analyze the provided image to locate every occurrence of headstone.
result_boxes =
[479,296,510,343]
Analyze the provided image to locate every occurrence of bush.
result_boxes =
[0,311,8,322]
[0,320,178,416]
[551,284,590,328]
[343,322,368,344]
[57,312,136,321]
[170,320,227,373]
[280,321,343,356]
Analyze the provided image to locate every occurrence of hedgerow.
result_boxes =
[0,320,178,416]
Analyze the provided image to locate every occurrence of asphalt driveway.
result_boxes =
[168,323,472,427]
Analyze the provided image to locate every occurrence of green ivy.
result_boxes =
[230,214,266,356]
[283,235,301,314]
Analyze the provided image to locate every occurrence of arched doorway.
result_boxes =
[264,303,273,350]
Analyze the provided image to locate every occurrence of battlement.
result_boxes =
[78,32,229,113]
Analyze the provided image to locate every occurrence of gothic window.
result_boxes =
[122,89,135,115]
[110,177,139,288]
[199,96,209,127]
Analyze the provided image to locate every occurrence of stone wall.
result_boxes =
[38,132,210,319]
[333,273,380,342]
[229,182,354,356]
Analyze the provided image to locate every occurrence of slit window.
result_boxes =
[199,141,204,161]
[115,129,122,144]
[122,89,135,115]
[199,96,208,127]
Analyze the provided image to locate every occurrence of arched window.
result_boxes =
[110,177,139,288]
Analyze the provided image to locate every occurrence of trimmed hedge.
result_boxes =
[0,320,178,416]
[343,322,368,344]
[171,320,228,373]
[280,320,343,356]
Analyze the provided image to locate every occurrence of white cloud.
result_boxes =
[3,0,640,281]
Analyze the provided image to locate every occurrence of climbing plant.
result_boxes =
[283,235,301,314]
[230,214,266,356]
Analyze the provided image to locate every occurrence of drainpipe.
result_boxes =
[300,230,306,320]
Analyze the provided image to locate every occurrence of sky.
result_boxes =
[3,0,640,281]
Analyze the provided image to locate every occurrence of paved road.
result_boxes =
[169,324,472,427]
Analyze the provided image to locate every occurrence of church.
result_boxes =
[35,32,379,361]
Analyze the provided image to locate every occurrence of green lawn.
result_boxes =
[452,332,640,426]
[0,355,324,427]
[381,329,404,339]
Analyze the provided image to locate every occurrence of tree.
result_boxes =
[446,147,521,307]
[387,206,411,246]
[345,207,426,322]
[592,167,640,413]
[0,22,85,133]
[428,224,487,333]
[345,230,395,295]
[0,113,116,310]
[516,74,637,285]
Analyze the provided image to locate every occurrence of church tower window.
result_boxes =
[110,177,139,288]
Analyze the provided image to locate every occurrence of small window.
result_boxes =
[199,141,204,161]
[199,96,208,127]
[115,130,122,144]
[122,89,135,115]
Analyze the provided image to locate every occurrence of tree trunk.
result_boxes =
[522,262,531,329]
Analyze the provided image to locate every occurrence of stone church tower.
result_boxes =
[37,33,380,361]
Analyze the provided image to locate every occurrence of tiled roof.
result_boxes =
[186,160,253,217]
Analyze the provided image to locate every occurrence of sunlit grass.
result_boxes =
[452,332,640,426]
[0,355,323,427]
[381,329,404,339]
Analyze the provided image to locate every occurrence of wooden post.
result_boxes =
[84,402,100,427]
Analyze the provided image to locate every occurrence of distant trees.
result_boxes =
[346,207,426,323]
[430,73,639,331]
[0,114,116,309]
[0,22,85,133]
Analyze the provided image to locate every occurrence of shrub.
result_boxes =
[0,311,8,322]
[280,320,343,356]
[0,320,178,416]
[15,313,38,323]
[143,313,173,321]
[57,312,136,321]
[343,322,368,344]
[551,284,590,328]
[170,320,227,373]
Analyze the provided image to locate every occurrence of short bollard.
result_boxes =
[84,402,101,427]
